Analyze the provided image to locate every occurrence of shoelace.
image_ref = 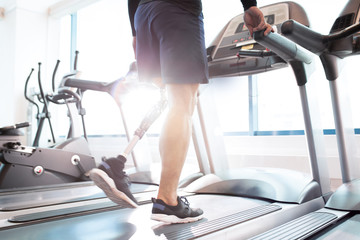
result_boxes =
[180,196,190,207]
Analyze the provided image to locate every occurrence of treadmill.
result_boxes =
[0,2,332,239]
[250,0,360,239]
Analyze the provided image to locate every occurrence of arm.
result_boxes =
[241,0,273,36]
[241,0,257,11]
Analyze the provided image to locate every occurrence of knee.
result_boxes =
[167,84,199,115]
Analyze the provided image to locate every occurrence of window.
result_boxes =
[76,0,134,80]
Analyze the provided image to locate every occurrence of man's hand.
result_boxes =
[244,6,273,36]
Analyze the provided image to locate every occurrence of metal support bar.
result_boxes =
[248,75,259,135]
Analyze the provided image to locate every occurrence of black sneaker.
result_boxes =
[151,196,203,223]
[89,155,138,208]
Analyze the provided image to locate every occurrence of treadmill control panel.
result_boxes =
[207,2,309,78]
[328,0,360,57]
[330,0,360,33]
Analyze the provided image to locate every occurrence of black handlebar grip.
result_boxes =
[15,122,30,129]
[0,122,30,132]
[37,62,45,100]
[52,60,61,92]
[64,78,112,93]
[74,50,79,71]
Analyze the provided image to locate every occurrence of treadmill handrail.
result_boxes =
[327,22,360,42]
[253,30,314,65]
[281,19,327,54]
[63,78,119,94]
[252,29,331,197]
[237,49,277,58]
[281,19,360,55]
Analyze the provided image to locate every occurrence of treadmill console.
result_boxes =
[207,2,309,78]
[328,0,360,57]
[330,0,360,33]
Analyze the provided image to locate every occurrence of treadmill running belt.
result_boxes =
[0,183,157,211]
[160,204,281,240]
[8,201,123,223]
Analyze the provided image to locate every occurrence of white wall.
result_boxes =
[0,2,16,126]
[0,0,62,128]
[0,0,99,125]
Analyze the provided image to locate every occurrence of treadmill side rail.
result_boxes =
[184,169,322,204]
[326,178,360,211]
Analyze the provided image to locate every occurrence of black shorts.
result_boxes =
[134,1,209,84]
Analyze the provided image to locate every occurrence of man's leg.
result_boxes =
[157,83,199,206]
[150,83,203,223]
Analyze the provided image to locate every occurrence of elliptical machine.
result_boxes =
[0,127,96,189]
[0,56,167,189]
[0,54,96,189]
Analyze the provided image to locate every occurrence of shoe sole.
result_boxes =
[151,213,203,224]
[89,168,138,208]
